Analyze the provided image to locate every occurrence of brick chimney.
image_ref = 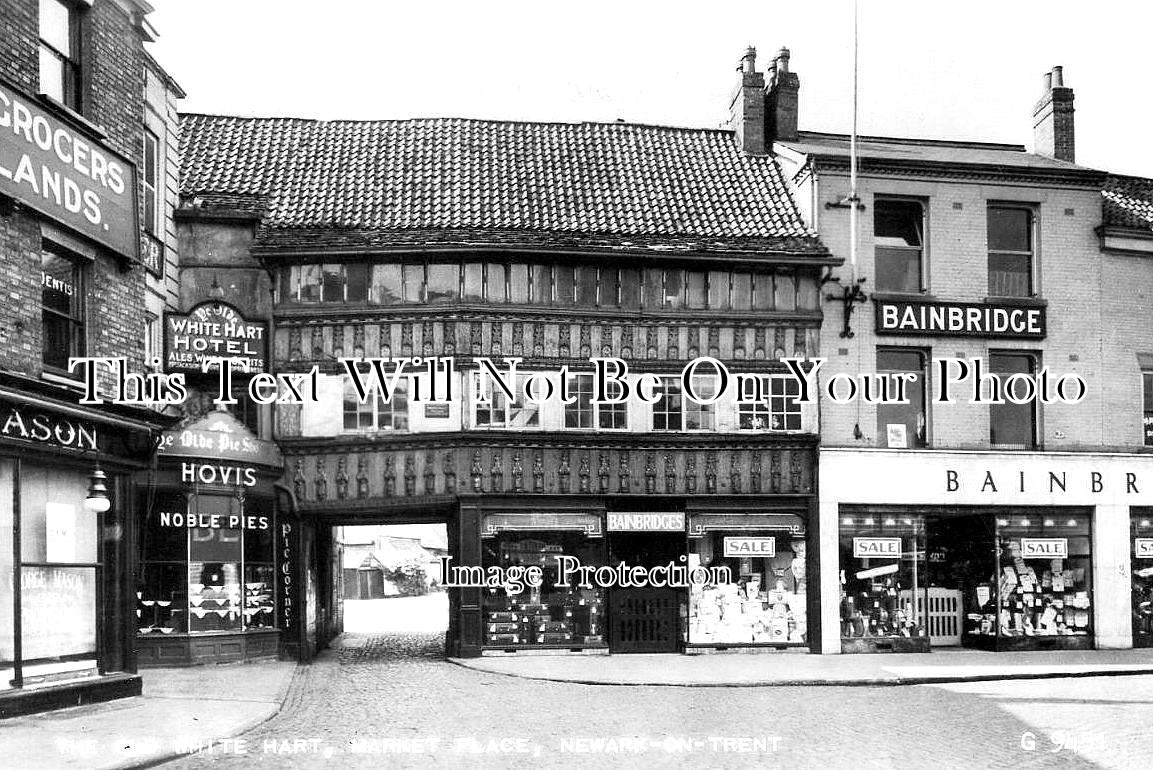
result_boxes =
[766,47,799,143]
[729,47,766,154]
[1033,65,1075,162]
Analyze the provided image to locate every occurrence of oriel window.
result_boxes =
[874,198,925,293]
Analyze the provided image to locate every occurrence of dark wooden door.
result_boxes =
[609,587,679,653]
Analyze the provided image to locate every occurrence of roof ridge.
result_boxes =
[179,112,732,134]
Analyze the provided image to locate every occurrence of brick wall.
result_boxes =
[0,0,157,385]
[809,170,1145,453]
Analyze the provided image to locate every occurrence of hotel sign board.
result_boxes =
[164,301,268,374]
[876,299,1045,340]
[0,81,138,260]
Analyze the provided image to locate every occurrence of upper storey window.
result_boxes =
[988,206,1036,298]
[874,198,925,294]
[39,0,81,111]
[278,260,818,312]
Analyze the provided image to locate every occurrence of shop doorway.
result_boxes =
[607,533,682,653]
[339,524,449,635]
[924,513,994,647]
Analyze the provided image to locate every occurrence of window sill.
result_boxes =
[41,368,85,390]
[35,92,107,141]
[870,291,937,302]
[982,295,1047,307]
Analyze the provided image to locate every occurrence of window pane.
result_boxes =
[371,264,402,304]
[877,349,926,448]
[988,207,1032,252]
[620,269,641,309]
[874,199,923,248]
[752,273,774,310]
[555,265,576,306]
[508,264,529,303]
[684,376,715,430]
[321,264,345,302]
[426,263,459,303]
[989,253,1032,297]
[531,265,552,305]
[298,264,323,303]
[686,271,706,309]
[642,268,663,309]
[990,354,1035,448]
[21,566,96,661]
[403,264,424,303]
[486,263,507,302]
[652,377,683,431]
[708,271,729,309]
[664,270,685,308]
[462,263,484,302]
[189,509,242,633]
[775,271,796,311]
[731,273,752,310]
[876,247,921,293]
[142,492,188,562]
[39,0,72,56]
[20,466,96,563]
[143,186,157,234]
[346,263,369,302]
[1144,372,1153,413]
[38,47,65,103]
[42,251,78,315]
[576,266,598,306]
[564,374,594,428]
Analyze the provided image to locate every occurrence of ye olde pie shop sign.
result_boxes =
[876,298,1046,339]
[0,81,138,259]
[165,301,268,374]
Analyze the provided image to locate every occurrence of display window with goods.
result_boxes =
[1131,511,1153,648]
[687,531,807,647]
[480,531,607,649]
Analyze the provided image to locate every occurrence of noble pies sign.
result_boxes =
[0,81,138,259]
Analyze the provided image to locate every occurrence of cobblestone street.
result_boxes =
[166,623,1153,769]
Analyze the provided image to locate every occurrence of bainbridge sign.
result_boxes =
[0,81,138,259]
[876,299,1045,339]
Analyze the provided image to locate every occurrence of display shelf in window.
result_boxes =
[188,562,242,632]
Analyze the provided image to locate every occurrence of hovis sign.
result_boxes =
[853,538,902,559]
[0,82,138,259]
[1021,538,1068,559]
[723,537,776,558]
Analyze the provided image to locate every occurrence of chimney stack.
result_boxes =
[729,46,766,154]
[766,47,799,143]
[1033,65,1075,162]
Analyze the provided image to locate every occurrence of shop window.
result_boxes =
[188,496,242,633]
[874,198,925,293]
[371,264,403,304]
[563,373,594,429]
[342,378,409,432]
[41,244,86,371]
[508,264,530,303]
[876,348,927,448]
[737,376,802,431]
[481,531,606,648]
[1132,512,1153,648]
[346,263,369,302]
[707,271,729,309]
[142,128,161,236]
[471,373,539,429]
[462,263,484,302]
[426,263,459,304]
[486,263,507,302]
[1142,371,1153,447]
[839,515,927,645]
[39,0,81,110]
[530,265,552,305]
[988,205,1035,297]
[688,531,806,645]
[752,273,774,310]
[242,504,275,629]
[19,466,99,677]
[619,269,641,309]
[989,352,1037,449]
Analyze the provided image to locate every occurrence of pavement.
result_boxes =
[451,646,1153,686]
[1,659,297,770]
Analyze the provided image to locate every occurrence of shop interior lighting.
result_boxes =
[1141,520,1151,528]
[883,518,896,525]
[997,519,1009,527]
[1068,519,1079,527]
[1020,519,1031,526]
[863,517,875,525]
[1044,519,1055,526]
[842,517,854,525]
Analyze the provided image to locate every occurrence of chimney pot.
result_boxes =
[741,46,757,73]
[766,44,800,143]
[1042,71,1053,92]
[776,47,790,74]
[1051,65,1063,87]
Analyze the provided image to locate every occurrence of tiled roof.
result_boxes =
[179,114,827,256]
[1103,175,1153,231]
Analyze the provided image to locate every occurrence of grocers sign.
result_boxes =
[164,301,269,374]
[0,81,138,259]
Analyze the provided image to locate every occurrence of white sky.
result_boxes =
[147,0,1153,177]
